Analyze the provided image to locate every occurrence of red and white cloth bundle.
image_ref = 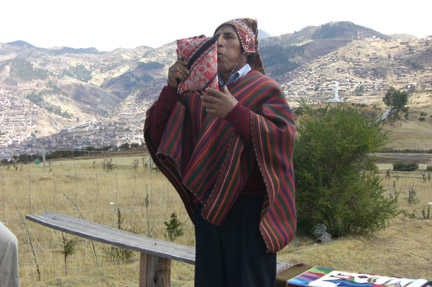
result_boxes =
[176,35,219,94]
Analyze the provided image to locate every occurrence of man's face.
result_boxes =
[214,25,243,77]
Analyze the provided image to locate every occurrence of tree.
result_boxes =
[119,143,130,150]
[383,87,408,125]
[59,234,78,276]
[164,213,184,241]
[294,103,398,237]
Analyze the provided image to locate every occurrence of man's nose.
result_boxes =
[216,34,224,46]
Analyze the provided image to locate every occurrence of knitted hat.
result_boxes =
[215,18,265,74]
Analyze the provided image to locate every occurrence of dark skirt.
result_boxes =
[194,194,276,287]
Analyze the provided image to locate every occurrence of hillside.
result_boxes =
[260,21,388,76]
[1,21,431,158]
[383,105,432,150]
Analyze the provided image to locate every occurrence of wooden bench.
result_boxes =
[26,212,292,287]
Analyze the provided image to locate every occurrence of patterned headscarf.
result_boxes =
[215,18,265,74]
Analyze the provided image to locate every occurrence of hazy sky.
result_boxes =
[1,0,431,51]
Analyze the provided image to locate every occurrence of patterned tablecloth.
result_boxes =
[276,264,431,287]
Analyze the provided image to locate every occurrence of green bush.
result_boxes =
[426,166,432,172]
[104,246,133,263]
[164,213,184,241]
[383,87,408,125]
[393,162,419,171]
[294,103,398,237]
[119,143,130,150]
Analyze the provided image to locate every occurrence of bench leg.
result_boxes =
[139,253,171,287]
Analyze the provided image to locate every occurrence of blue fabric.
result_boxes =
[218,64,251,87]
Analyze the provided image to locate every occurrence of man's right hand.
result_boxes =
[167,59,189,88]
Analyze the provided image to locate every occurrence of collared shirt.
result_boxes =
[218,64,251,87]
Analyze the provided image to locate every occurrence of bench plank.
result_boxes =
[26,211,195,264]
[26,212,291,274]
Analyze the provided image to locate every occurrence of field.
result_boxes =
[3,101,432,286]
[2,155,196,286]
[2,151,431,286]
[278,156,432,280]
[383,98,432,151]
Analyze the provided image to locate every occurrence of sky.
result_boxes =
[1,0,431,52]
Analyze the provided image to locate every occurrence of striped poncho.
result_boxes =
[144,70,296,252]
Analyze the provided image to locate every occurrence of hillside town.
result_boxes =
[281,37,432,107]
[1,35,431,161]
[1,92,42,159]
[0,92,151,159]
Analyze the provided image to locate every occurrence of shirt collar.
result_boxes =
[218,64,251,87]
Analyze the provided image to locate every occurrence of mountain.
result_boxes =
[260,21,388,77]
[258,29,272,40]
[6,40,38,49]
[6,40,101,55]
[1,21,431,158]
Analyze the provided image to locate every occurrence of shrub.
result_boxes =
[426,166,432,172]
[294,103,398,237]
[406,186,419,204]
[102,158,116,170]
[119,143,130,150]
[393,162,419,171]
[104,246,133,263]
[164,213,184,241]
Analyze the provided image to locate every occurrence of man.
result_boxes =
[144,18,296,287]
[0,222,19,287]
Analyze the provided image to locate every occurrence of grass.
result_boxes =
[1,153,431,286]
[383,100,432,150]
[2,155,195,286]
[278,168,432,279]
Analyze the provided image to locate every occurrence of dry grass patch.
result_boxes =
[2,155,431,285]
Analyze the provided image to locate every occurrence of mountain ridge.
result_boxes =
[1,21,431,158]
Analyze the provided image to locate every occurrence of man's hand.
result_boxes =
[167,59,189,88]
[202,86,238,118]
